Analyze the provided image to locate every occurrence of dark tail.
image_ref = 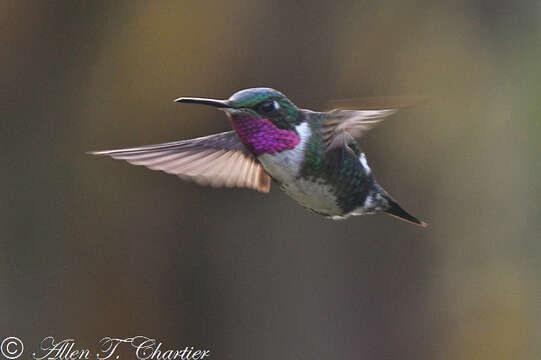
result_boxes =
[384,197,427,227]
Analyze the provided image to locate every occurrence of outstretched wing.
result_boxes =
[89,131,271,193]
[321,109,397,150]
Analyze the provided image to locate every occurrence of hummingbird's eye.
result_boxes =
[259,100,279,114]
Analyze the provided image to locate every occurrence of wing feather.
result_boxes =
[321,109,397,150]
[89,131,271,193]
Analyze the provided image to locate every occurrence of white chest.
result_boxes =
[257,122,309,183]
[257,122,341,215]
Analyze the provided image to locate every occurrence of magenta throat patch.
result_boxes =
[230,114,300,155]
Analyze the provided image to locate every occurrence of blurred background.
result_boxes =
[2,1,540,359]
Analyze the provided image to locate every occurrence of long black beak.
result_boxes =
[174,97,232,108]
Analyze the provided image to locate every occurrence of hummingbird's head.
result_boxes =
[175,88,303,155]
[225,88,302,129]
[175,87,303,130]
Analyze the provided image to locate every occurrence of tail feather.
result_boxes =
[384,198,427,227]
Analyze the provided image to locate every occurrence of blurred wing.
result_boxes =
[89,131,271,193]
[326,95,428,111]
[321,109,397,150]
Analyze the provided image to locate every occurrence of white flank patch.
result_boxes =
[363,195,375,210]
[360,153,371,174]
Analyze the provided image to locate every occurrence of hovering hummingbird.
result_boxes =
[90,88,426,227]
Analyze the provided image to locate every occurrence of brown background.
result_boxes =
[2,1,540,359]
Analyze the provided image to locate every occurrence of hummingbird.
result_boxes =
[90,88,426,227]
